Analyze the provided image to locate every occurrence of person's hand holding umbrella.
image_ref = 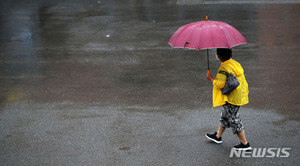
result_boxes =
[206,71,214,83]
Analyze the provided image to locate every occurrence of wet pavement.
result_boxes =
[0,0,300,165]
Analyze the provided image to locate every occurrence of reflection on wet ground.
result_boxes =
[0,0,299,120]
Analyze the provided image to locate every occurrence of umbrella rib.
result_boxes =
[169,22,196,46]
[186,24,200,49]
[169,21,202,48]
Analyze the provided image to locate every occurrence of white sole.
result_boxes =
[206,134,222,144]
[233,147,252,151]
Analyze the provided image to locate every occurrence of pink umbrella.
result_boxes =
[168,17,247,74]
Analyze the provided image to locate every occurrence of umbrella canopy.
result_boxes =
[168,19,247,72]
[168,20,247,50]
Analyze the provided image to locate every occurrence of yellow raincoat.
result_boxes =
[212,59,249,107]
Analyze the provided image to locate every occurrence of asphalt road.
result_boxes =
[0,0,299,165]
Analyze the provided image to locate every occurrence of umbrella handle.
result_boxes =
[207,49,210,70]
[206,49,210,75]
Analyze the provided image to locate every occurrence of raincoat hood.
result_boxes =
[221,59,244,76]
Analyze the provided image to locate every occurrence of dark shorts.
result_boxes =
[220,102,244,134]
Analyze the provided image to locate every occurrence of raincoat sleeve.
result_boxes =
[213,68,227,89]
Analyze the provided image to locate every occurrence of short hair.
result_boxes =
[217,48,232,61]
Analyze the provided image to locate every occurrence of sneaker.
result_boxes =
[206,132,222,144]
[233,142,252,150]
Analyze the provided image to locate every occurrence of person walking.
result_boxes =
[206,48,252,150]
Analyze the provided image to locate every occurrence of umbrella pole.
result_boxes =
[207,49,210,74]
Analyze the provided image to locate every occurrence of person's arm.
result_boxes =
[207,70,227,89]
[213,78,226,89]
[206,72,215,82]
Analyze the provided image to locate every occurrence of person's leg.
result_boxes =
[237,130,248,145]
[224,103,244,137]
[216,126,226,138]
[234,129,251,150]
[206,104,229,143]
[219,104,231,135]
[225,103,252,149]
